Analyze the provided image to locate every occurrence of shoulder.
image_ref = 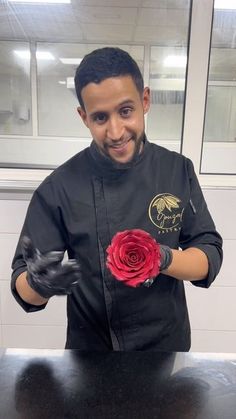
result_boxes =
[35,146,90,198]
[145,141,197,188]
[147,141,191,167]
[42,146,89,182]
[52,146,90,179]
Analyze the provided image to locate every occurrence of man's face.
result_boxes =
[77,76,150,164]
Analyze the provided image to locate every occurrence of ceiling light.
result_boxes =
[14,50,55,60]
[36,51,55,60]
[58,80,66,85]
[163,55,187,68]
[14,50,31,59]
[9,0,70,4]
[59,58,83,65]
[214,0,236,9]
[66,77,75,89]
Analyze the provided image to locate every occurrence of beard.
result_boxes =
[102,131,145,164]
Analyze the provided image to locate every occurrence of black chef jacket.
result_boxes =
[11,139,223,351]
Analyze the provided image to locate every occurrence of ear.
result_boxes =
[77,107,89,128]
[142,87,150,114]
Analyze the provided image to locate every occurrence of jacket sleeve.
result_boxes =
[11,177,67,312]
[179,158,223,288]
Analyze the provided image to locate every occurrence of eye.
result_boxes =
[120,107,133,118]
[92,113,107,124]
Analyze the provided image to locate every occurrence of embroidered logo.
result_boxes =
[148,193,184,234]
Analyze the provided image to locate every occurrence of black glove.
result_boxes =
[21,236,81,299]
[142,244,173,287]
[159,245,173,271]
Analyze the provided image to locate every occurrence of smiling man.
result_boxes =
[11,47,223,351]
[77,75,150,164]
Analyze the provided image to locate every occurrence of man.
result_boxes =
[11,47,223,351]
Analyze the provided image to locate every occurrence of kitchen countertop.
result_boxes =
[0,348,236,418]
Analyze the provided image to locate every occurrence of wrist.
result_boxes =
[16,272,49,305]
[160,245,173,271]
[26,272,54,299]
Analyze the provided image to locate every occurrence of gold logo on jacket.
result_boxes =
[149,193,184,233]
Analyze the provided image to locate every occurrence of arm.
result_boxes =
[172,158,223,287]
[16,271,49,306]
[15,236,81,303]
[162,247,209,281]
[11,180,80,311]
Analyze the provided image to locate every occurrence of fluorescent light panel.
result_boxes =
[9,0,70,4]
[66,77,75,88]
[164,55,187,68]
[37,51,55,60]
[214,0,236,9]
[14,50,55,60]
[14,50,31,59]
[59,58,83,65]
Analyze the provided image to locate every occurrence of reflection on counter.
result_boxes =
[0,349,236,419]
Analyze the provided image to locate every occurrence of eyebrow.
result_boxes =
[118,99,136,107]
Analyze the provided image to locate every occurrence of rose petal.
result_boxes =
[106,229,161,286]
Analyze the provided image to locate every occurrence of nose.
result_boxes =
[106,116,125,141]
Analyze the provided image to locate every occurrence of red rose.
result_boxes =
[106,229,161,287]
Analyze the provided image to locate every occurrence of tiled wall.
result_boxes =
[0,188,235,352]
[185,188,236,353]
[0,195,66,349]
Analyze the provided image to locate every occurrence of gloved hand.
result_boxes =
[21,236,81,299]
[142,244,173,287]
[159,244,173,271]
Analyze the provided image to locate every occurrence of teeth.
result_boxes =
[111,140,129,149]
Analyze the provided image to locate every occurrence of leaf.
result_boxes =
[152,198,166,213]
[163,195,180,212]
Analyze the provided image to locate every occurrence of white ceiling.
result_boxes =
[0,0,190,44]
[0,0,236,79]
[0,0,235,47]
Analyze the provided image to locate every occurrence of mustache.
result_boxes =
[106,137,133,148]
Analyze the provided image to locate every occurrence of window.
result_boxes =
[201,1,236,174]
[0,1,191,179]
[37,43,144,138]
[147,46,188,153]
[0,41,31,136]
[4,1,233,188]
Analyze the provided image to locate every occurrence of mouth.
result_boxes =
[108,138,132,151]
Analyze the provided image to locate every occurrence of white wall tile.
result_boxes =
[2,325,66,349]
[186,285,236,331]
[0,200,29,233]
[213,239,236,287]
[203,189,236,239]
[190,330,236,353]
[0,234,19,280]
[0,281,2,345]
[1,282,66,326]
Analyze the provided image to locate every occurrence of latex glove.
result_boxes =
[142,244,173,287]
[159,244,173,271]
[21,236,81,299]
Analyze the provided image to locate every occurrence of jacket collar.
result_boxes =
[88,136,149,178]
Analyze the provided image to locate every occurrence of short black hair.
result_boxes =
[74,47,144,110]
